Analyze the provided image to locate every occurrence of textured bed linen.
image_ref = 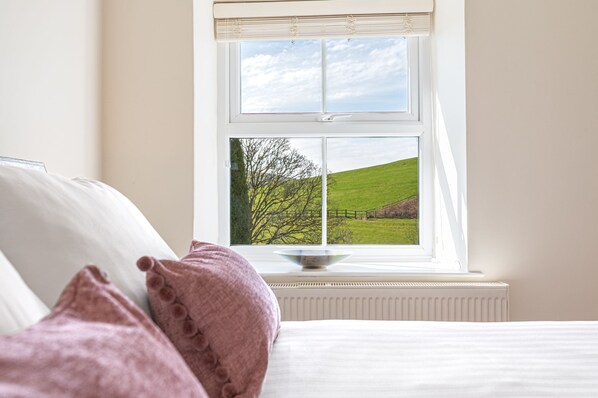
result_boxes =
[261,320,598,397]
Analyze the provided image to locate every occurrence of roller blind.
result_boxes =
[214,0,434,41]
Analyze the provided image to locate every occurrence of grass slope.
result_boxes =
[327,157,418,211]
[341,219,418,245]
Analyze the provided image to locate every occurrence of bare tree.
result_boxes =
[240,139,322,244]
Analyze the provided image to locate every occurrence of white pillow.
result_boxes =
[0,166,178,314]
[0,250,49,334]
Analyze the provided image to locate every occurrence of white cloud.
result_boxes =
[241,41,322,112]
[325,38,408,111]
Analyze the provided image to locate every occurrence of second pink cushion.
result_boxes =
[138,241,280,398]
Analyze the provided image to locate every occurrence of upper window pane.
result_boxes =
[325,37,409,113]
[239,37,411,115]
[240,40,322,113]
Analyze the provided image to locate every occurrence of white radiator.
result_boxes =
[268,281,509,322]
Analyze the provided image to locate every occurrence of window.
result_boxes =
[197,0,469,271]
[219,36,433,264]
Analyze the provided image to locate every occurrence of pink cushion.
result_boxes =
[137,241,281,398]
[0,265,208,398]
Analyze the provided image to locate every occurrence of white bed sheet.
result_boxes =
[261,320,598,397]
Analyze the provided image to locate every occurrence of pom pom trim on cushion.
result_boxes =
[158,286,176,304]
[136,256,154,272]
[222,382,237,398]
[170,303,188,320]
[138,257,239,398]
[182,319,199,337]
[215,366,229,383]
[202,350,218,367]
[192,333,209,352]
[147,273,165,291]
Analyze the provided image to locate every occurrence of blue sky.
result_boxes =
[240,37,417,172]
[241,37,409,113]
[287,137,418,174]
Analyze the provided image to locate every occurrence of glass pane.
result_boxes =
[230,138,322,245]
[240,41,322,113]
[326,137,418,245]
[325,37,409,113]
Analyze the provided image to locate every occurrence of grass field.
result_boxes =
[327,157,418,210]
[333,218,418,245]
[326,158,419,244]
[241,156,419,245]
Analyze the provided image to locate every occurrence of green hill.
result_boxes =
[327,157,418,211]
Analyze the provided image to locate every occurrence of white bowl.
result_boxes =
[274,249,352,269]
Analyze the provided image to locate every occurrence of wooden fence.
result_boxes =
[270,208,416,220]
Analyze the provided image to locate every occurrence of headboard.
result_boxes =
[0,156,47,172]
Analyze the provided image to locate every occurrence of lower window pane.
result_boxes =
[326,137,419,245]
[230,138,322,245]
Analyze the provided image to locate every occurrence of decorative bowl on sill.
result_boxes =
[274,249,352,270]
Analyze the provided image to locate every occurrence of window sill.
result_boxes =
[253,260,483,283]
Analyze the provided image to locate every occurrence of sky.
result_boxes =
[287,137,418,174]
[240,37,417,172]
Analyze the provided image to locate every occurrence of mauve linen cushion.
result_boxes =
[0,265,208,398]
[137,241,281,398]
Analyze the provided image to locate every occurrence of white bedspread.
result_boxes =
[261,320,598,397]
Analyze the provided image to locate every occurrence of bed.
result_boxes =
[262,320,598,397]
[1,157,598,398]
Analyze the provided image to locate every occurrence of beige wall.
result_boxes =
[103,0,598,319]
[101,0,194,256]
[0,0,100,178]
[9,0,596,320]
[466,0,598,320]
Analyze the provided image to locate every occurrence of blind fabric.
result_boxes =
[214,0,434,19]
[215,14,431,41]
[214,0,433,41]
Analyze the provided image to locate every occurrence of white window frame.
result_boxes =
[229,39,420,124]
[217,37,435,266]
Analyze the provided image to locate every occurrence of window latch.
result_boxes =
[318,113,353,122]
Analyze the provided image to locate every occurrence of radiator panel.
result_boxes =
[268,282,509,322]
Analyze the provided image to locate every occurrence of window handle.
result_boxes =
[318,113,353,122]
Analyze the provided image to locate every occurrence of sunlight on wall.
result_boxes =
[434,104,466,268]
[431,0,467,269]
